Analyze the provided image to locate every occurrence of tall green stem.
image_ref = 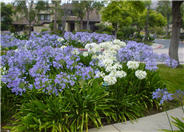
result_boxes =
[181,102,184,113]
[165,111,173,132]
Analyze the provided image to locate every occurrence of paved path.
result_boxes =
[152,39,184,64]
[89,107,183,132]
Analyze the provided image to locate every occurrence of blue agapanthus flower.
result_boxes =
[152,88,173,104]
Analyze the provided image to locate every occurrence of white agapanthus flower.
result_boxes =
[85,43,96,50]
[112,45,121,51]
[95,71,105,78]
[104,75,117,85]
[57,37,64,42]
[83,52,88,57]
[84,40,128,86]
[103,51,116,58]
[72,49,79,55]
[127,61,139,70]
[118,41,126,47]
[105,63,122,72]
[100,41,112,49]
[92,55,98,59]
[105,65,115,72]
[102,59,113,67]
[60,45,66,49]
[135,70,147,80]
[113,39,121,44]
[115,70,127,78]
[113,39,126,47]
[91,44,101,53]
[109,70,127,78]
[112,63,122,70]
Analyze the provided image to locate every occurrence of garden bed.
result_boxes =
[1,32,182,132]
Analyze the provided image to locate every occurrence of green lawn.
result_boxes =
[158,64,184,92]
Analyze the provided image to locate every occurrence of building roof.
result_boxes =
[13,17,35,25]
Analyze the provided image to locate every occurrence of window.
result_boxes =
[39,14,50,21]
[66,9,75,16]
[40,15,44,20]
[45,15,50,21]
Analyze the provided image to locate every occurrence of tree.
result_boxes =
[169,1,183,64]
[157,1,172,37]
[13,0,35,36]
[51,0,62,32]
[81,1,104,31]
[72,1,86,30]
[35,0,50,24]
[181,4,184,29]
[61,4,68,34]
[101,1,145,38]
[144,0,151,41]
[1,2,13,31]
[140,9,167,33]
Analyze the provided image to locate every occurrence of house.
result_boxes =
[12,2,101,33]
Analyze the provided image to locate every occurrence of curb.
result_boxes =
[89,107,183,132]
[152,43,164,49]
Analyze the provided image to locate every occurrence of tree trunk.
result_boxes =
[53,1,57,32]
[86,9,90,31]
[113,23,118,39]
[28,0,33,37]
[28,21,32,37]
[145,5,150,41]
[62,7,67,35]
[62,16,66,34]
[166,13,170,37]
[169,1,183,64]
[80,17,83,31]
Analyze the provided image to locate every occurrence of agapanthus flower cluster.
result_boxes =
[135,70,147,80]
[127,61,140,70]
[152,88,174,104]
[1,46,96,95]
[85,39,127,85]
[118,41,178,70]
[1,31,179,96]
[1,32,24,48]
[64,32,114,44]
[21,32,64,50]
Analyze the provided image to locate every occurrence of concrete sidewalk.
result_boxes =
[89,107,183,132]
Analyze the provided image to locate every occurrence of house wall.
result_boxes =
[65,22,69,32]
[75,22,80,31]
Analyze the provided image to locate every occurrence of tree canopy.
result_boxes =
[101,1,166,39]
[1,2,13,31]
[101,1,145,38]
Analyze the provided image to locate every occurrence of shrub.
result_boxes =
[1,82,21,124]
[10,79,112,132]
[41,28,49,32]
[117,26,136,40]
